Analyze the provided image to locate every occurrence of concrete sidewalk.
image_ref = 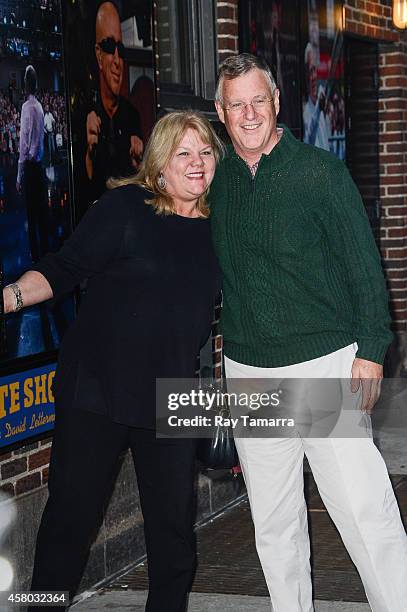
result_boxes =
[71,590,371,611]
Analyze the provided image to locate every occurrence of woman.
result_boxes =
[2,111,224,612]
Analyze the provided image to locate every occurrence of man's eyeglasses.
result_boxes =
[223,95,273,113]
[97,37,125,59]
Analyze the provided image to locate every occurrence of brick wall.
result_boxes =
[216,0,239,64]
[345,0,407,367]
[214,1,239,379]
[0,438,51,497]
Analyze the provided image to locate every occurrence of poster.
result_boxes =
[0,362,56,448]
[301,0,345,160]
[64,0,155,221]
[251,0,302,134]
[0,0,75,363]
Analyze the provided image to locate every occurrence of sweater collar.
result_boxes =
[226,124,300,172]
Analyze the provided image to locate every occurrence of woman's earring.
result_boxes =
[158,173,166,190]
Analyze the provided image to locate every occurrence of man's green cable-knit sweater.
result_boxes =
[210,126,392,367]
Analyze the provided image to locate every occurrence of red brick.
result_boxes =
[389,228,407,237]
[217,6,235,21]
[217,22,238,36]
[381,175,405,185]
[15,472,41,496]
[380,154,405,164]
[385,144,406,153]
[380,132,404,143]
[385,77,407,87]
[28,448,51,471]
[387,206,407,215]
[0,452,12,461]
[385,164,407,174]
[385,121,407,132]
[385,53,407,66]
[1,457,27,480]
[379,112,405,123]
[387,248,407,258]
[42,467,49,484]
[387,269,407,279]
[387,185,405,195]
[388,279,407,289]
[214,365,222,380]
[218,37,238,52]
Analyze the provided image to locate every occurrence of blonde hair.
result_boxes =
[107,111,225,217]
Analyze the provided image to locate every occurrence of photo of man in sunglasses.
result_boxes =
[85,1,144,199]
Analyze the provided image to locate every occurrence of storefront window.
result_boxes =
[156,0,217,107]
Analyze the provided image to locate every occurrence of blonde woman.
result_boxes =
[3,111,224,612]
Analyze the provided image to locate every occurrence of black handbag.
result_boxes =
[196,375,238,470]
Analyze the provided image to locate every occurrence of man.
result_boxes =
[85,1,143,199]
[211,53,407,612]
[44,103,56,165]
[17,65,48,262]
[303,42,330,151]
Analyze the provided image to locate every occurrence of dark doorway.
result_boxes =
[345,38,381,242]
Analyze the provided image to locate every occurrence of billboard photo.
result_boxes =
[65,0,155,220]
[301,0,345,160]
[0,0,75,364]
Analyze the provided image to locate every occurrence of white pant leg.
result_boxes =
[225,356,314,612]
[302,344,407,612]
[304,436,407,612]
[235,436,313,612]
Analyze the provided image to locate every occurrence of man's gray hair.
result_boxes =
[215,53,277,105]
[24,65,37,95]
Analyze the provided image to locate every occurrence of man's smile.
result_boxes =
[241,123,262,131]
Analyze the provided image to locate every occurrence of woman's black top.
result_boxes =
[34,184,222,428]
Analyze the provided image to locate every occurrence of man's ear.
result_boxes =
[273,88,280,118]
[95,44,102,70]
[215,101,225,125]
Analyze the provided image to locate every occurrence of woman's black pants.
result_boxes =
[30,396,197,612]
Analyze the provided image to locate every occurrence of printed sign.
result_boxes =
[0,363,56,448]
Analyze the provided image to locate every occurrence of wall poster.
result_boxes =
[0,0,75,366]
[301,0,345,160]
[251,0,302,136]
[65,0,155,221]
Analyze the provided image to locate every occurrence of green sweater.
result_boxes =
[210,126,392,367]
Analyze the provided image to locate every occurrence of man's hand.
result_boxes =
[351,357,383,414]
[130,135,143,168]
[85,111,101,180]
[86,111,101,155]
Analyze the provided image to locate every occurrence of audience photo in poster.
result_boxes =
[302,0,345,160]
[65,0,155,219]
[0,0,75,362]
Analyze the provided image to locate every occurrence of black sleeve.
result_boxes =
[32,188,130,299]
[126,99,142,139]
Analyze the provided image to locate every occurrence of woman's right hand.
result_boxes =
[3,272,53,314]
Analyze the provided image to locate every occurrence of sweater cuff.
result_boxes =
[355,339,389,365]
[32,255,67,300]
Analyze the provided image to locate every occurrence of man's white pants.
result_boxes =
[225,344,407,612]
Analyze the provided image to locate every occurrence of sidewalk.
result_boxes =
[72,590,370,611]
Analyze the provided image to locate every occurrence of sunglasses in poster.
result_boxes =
[97,37,125,59]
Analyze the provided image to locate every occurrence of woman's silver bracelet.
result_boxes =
[5,283,24,312]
